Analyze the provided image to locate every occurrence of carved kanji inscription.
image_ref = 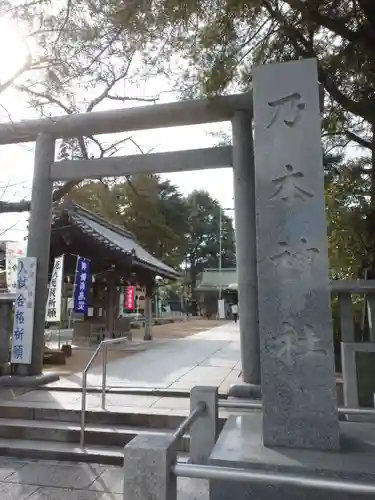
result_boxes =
[271,321,326,365]
[270,164,313,202]
[269,238,319,269]
[267,92,305,128]
[300,237,319,263]
[269,241,298,268]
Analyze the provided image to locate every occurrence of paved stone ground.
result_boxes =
[44,319,228,379]
[48,322,241,392]
[0,457,208,499]
[0,322,240,414]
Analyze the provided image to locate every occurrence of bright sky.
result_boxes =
[0,19,235,242]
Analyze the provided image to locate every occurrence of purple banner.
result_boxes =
[73,257,91,314]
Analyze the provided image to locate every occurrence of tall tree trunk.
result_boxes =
[190,261,199,316]
[365,123,375,278]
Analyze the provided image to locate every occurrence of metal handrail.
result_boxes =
[80,335,129,448]
[173,463,375,494]
[218,399,375,416]
[338,407,375,416]
[218,400,262,410]
[172,402,206,441]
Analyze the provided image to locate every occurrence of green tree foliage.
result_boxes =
[113,175,190,267]
[186,190,236,287]
[158,280,185,304]
[326,155,372,279]
[66,181,121,224]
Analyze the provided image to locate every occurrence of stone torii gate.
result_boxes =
[0,93,260,389]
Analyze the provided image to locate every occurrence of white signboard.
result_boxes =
[218,299,226,319]
[5,241,26,293]
[45,255,64,322]
[11,257,37,364]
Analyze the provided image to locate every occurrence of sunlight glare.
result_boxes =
[0,19,30,83]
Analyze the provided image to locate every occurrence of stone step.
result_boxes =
[0,437,190,466]
[0,437,125,465]
[0,418,189,451]
[36,385,229,399]
[0,404,187,429]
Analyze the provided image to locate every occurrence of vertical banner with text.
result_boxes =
[73,257,91,314]
[45,255,64,322]
[125,286,135,311]
[11,257,37,364]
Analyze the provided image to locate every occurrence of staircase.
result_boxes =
[0,402,191,465]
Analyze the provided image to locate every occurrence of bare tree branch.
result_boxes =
[86,52,137,112]
[79,28,124,77]
[0,3,150,215]
[263,0,371,121]
[53,0,73,49]
[15,85,73,114]
[1,0,48,15]
[102,137,133,156]
[0,220,24,237]
[87,136,105,158]
[107,94,158,103]
[0,55,34,94]
[128,137,158,156]
[86,135,133,159]
[0,199,32,214]
[318,67,371,121]
[346,131,372,149]
[283,0,365,44]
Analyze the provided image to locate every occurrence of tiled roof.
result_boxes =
[65,204,180,279]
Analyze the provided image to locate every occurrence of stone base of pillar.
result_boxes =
[228,382,261,400]
[210,413,375,500]
[16,364,30,376]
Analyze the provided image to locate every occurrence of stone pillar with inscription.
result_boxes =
[253,58,340,450]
